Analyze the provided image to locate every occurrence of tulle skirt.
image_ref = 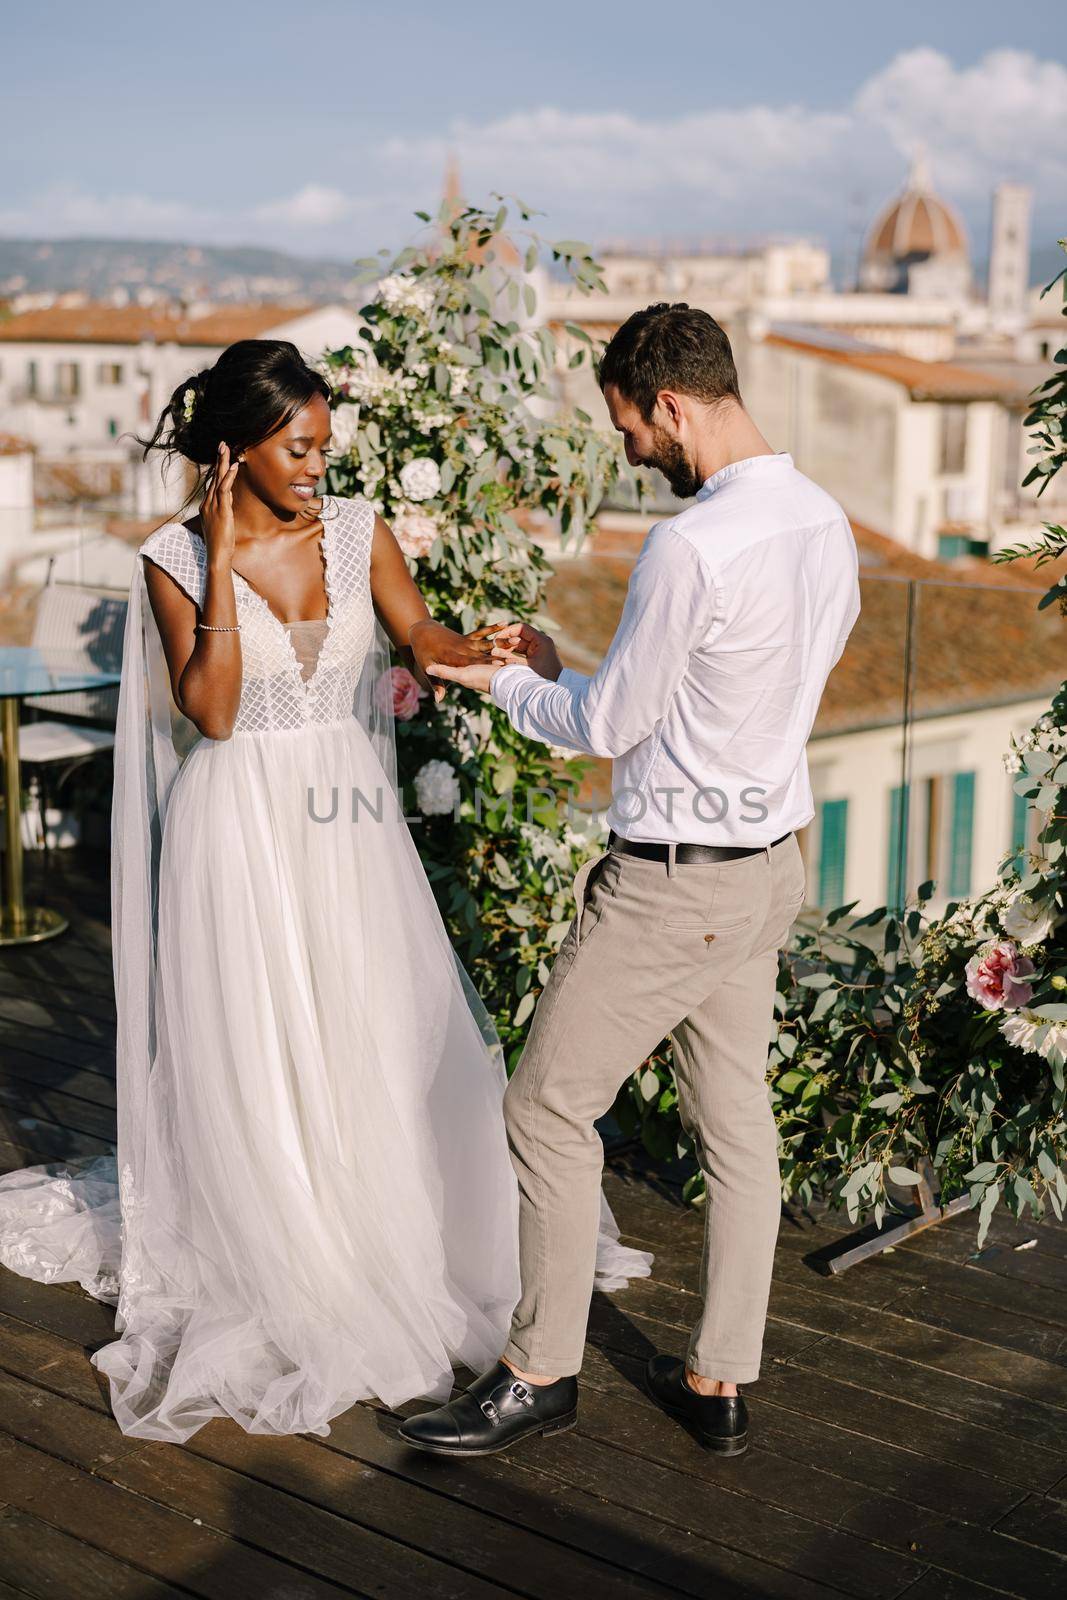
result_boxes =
[0,716,650,1442]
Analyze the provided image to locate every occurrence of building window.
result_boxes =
[887,771,975,908]
[886,783,910,911]
[54,361,81,400]
[1009,783,1044,872]
[938,533,992,559]
[107,417,119,438]
[26,359,38,397]
[939,404,968,474]
[947,771,975,899]
[97,361,124,385]
[817,798,848,908]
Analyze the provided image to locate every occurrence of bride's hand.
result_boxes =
[199,442,240,566]
[408,619,495,676]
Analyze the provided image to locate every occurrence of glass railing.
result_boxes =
[1,500,1063,917]
[807,571,1062,919]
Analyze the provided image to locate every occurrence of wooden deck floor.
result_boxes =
[2,849,1067,1599]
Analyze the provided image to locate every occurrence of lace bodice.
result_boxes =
[139,495,376,734]
[285,619,330,683]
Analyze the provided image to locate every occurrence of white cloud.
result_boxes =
[251,185,356,228]
[855,47,1067,200]
[2,49,1063,256]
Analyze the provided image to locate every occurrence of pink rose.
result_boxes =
[375,666,426,721]
[965,940,1036,1010]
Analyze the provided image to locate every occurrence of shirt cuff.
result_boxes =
[556,666,590,695]
[488,662,535,711]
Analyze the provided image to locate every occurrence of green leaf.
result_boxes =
[639,1068,660,1102]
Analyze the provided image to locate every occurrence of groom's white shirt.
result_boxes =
[489,451,860,845]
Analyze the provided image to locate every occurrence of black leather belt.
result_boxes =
[607,828,792,864]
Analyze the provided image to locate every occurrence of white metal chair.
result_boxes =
[18,566,127,858]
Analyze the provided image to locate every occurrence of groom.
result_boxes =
[402,302,861,1458]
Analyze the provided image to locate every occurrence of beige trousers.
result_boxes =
[501,831,806,1383]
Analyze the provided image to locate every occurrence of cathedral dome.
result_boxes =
[861,155,969,295]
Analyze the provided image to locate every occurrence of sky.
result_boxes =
[3,2,1065,267]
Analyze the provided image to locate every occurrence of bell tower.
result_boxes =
[987,183,1032,327]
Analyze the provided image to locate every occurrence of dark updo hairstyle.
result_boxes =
[139,338,333,508]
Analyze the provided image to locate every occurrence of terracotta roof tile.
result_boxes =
[541,515,1065,755]
[764,332,1027,403]
[0,302,315,347]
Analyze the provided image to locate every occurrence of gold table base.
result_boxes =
[0,904,70,946]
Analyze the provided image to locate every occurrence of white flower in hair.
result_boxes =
[182,387,197,423]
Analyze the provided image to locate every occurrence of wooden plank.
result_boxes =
[575,1342,1024,1527]
[0,1078,118,1143]
[0,1435,369,1600]
[0,1056,117,1111]
[583,1295,1067,1494]
[0,1508,190,1600]
[0,1292,868,1600]
[324,1403,863,1600]
[558,1356,1067,1598]
[0,1022,113,1071]
[0,1123,111,1168]
[0,971,116,1022]
[0,997,113,1050]
[602,1269,1067,1417]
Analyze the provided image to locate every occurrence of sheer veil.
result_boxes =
[0,501,649,1336]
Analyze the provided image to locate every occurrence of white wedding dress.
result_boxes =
[0,492,651,1443]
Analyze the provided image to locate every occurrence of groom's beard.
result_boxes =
[643,425,703,500]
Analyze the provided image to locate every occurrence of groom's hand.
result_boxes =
[489,622,563,682]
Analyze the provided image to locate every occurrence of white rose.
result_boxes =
[1000,1009,1067,1067]
[399,457,441,502]
[465,434,488,458]
[1001,892,1058,946]
[392,507,438,559]
[330,402,361,454]
[415,759,460,817]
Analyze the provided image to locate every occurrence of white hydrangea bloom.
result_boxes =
[378,273,436,317]
[415,759,460,816]
[399,457,442,502]
[449,365,471,396]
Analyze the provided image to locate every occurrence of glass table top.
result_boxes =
[0,647,123,699]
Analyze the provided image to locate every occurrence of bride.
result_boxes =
[0,337,650,1443]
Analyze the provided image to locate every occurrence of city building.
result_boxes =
[0,301,364,519]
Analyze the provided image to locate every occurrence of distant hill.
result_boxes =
[0,237,366,305]
[0,233,1061,309]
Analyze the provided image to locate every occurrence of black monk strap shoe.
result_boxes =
[645,1354,749,1455]
[397,1361,578,1457]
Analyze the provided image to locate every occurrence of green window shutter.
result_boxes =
[1010,785,1029,873]
[818,798,848,909]
[886,783,910,911]
[948,771,975,898]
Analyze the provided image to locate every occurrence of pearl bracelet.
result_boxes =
[196,622,241,632]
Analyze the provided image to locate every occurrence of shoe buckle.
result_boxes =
[479,1397,500,1424]
[510,1381,534,1406]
